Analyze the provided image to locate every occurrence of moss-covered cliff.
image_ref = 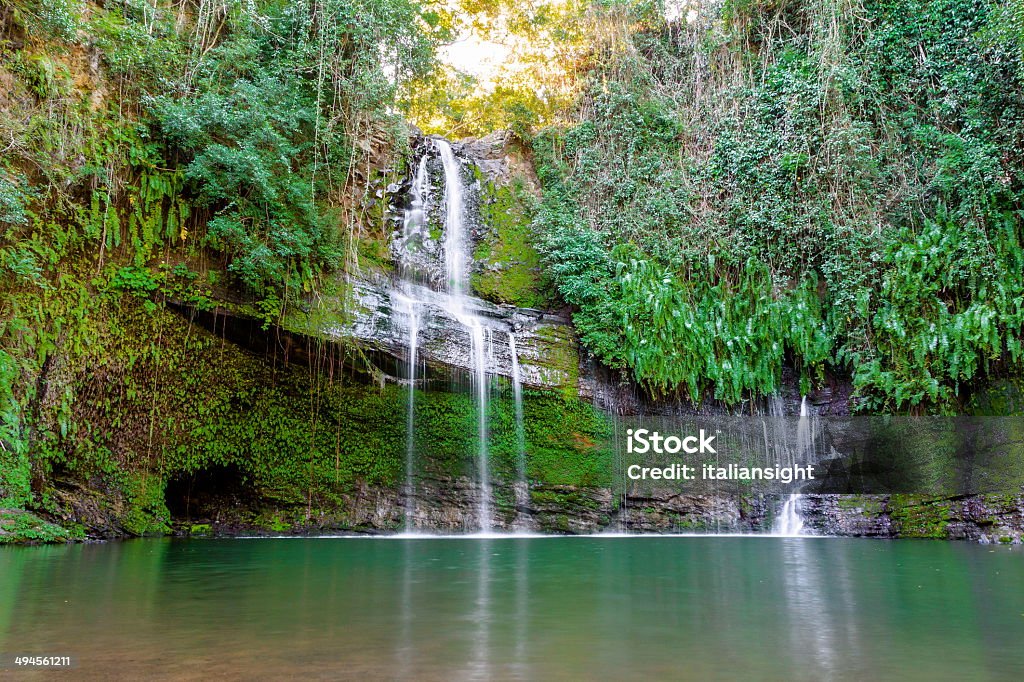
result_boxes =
[1,276,613,539]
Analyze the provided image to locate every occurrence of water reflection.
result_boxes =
[513,538,529,679]
[468,538,491,679]
[1,538,1022,679]
[780,538,841,680]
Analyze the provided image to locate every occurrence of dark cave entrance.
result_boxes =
[164,464,253,524]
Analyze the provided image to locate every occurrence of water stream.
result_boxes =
[509,331,527,519]
[394,291,420,531]
[772,396,812,536]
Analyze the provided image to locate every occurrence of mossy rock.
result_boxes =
[888,495,951,538]
[966,378,1024,416]
[0,510,80,544]
[471,177,557,309]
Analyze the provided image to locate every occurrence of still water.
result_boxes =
[1,537,1022,680]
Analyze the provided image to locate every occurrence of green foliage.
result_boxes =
[120,474,171,536]
[0,510,79,544]
[0,0,444,530]
[11,0,82,42]
[110,265,159,296]
[142,0,440,293]
[3,0,441,303]
[538,218,829,401]
[613,251,829,402]
[5,50,73,99]
[0,174,31,227]
[521,390,612,486]
[0,350,31,507]
[534,0,1024,410]
[849,212,1024,411]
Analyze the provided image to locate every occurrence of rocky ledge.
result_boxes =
[285,275,589,395]
[801,491,1024,543]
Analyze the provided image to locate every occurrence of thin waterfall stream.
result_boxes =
[509,332,527,522]
[395,291,420,531]
[772,396,812,536]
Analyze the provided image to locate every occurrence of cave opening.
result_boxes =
[164,464,253,524]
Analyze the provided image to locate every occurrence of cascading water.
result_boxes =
[395,292,420,531]
[403,155,429,250]
[772,396,811,536]
[438,141,468,297]
[775,494,805,537]
[509,332,527,516]
[393,139,495,532]
[436,139,493,532]
[394,152,430,532]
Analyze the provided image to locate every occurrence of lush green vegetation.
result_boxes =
[3,0,1024,541]
[531,0,1024,411]
[0,0,442,531]
[1,0,440,297]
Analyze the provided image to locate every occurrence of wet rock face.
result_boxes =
[388,138,481,290]
[611,492,768,534]
[145,477,777,537]
[800,492,1024,543]
[320,276,584,393]
[799,495,895,537]
[52,468,1021,541]
[453,130,540,194]
[330,483,775,536]
[319,483,773,535]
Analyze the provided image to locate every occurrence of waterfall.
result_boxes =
[470,322,492,532]
[403,155,429,245]
[399,293,420,531]
[438,141,468,297]
[394,149,432,532]
[775,495,805,537]
[394,138,530,533]
[772,396,810,536]
[434,139,492,532]
[509,332,527,516]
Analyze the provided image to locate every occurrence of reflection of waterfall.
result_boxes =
[513,539,529,678]
[397,539,414,676]
[779,539,842,679]
[468,539,493,678]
